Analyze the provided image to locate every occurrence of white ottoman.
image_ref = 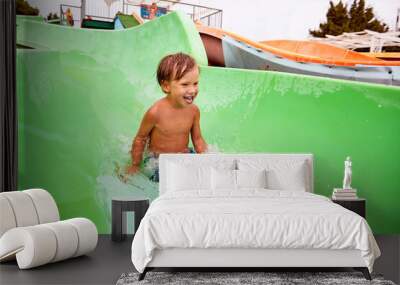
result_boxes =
[0,189,98,269]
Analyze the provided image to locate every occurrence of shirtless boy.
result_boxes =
[126,53,208,181]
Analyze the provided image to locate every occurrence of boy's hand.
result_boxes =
[126,164,140,175]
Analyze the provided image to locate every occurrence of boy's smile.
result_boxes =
[183,94,194,104]
[162,66,199,107]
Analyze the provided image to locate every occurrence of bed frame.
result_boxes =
[140,248,371,280]
[138,154,372,281]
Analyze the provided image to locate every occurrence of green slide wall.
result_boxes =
[16,12,400,234]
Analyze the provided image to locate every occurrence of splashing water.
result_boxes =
[95,143,222,232]
[204,144,220,154]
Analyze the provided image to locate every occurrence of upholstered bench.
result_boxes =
[0,189,98,269]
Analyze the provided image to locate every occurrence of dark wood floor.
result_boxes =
[0,235,134,285]
[0,235,399,285]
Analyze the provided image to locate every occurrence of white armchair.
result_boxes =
[0,189,98,269]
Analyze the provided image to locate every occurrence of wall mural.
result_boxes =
[16,12,400,234]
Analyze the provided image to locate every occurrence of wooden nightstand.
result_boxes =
[332,198,366,218]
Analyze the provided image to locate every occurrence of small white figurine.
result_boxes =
[343,156,352,189]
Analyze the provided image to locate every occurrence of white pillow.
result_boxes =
[266,168,306,191]
[238,159,308,191]
[165,157,236,170]
[167,162,212,191]
[236,169,267,189]
[211,168,236,190]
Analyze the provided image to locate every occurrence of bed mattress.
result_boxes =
[131,189,380,273]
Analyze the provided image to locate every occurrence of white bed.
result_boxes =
[131,154,380,280]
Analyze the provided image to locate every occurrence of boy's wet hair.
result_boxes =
[157,53,197,85]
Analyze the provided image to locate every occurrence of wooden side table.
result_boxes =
[332,198,366,218]
[112,197,149,242]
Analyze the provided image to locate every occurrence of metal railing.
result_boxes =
[85,0,122,20]
[59,0,222,28]
[59,3,116,26]
[122,0,222,27]
[59,4,82,27]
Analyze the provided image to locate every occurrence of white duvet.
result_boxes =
[131,190,380,273]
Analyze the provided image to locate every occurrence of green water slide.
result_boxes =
[16,15,44,22]
[16,12,400,234]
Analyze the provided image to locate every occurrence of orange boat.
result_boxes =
[260,40,400,66]
[360,52,400,62]
[198,25,400,67]
[197,24,400,85]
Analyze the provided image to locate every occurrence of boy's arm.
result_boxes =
[127,109,157,174]
[191,106,208,153]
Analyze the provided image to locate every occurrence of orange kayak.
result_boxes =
[261,40,400,66]
[197,25,400,67]
[360,52,400,62]
[197,24,400,85]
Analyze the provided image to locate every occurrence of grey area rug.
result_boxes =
[116,272,396,285]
